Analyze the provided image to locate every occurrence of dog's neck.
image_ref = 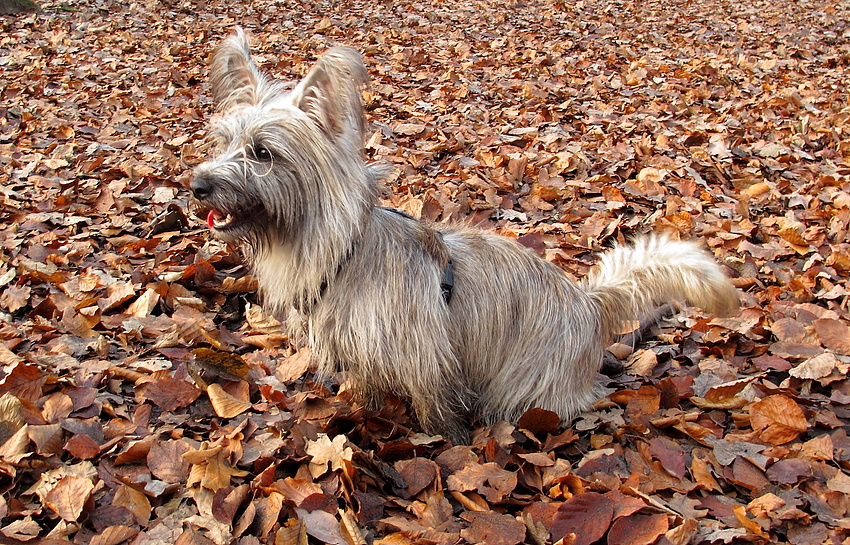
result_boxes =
[250,205,374,316]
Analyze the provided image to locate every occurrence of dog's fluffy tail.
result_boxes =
[582,235,738,342]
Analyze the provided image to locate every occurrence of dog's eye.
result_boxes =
[253,145,272,162]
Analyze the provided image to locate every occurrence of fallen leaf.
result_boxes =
[608,512,669,545]
[749,395,808,445]
[460,511,526,545]
[446,462,517,504]
[207,383,252,418]
[550,492,614,545]
[44,475,94,522]
[394,458,439,497]
[148,439,192,483]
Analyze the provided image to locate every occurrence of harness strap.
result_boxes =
[382,207,454,305]
[440,259,455,304]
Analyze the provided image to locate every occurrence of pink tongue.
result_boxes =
[207,209,220,228]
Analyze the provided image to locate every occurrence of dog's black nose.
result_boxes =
[190,175,214,200]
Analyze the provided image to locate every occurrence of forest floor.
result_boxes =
[1,0,849,544]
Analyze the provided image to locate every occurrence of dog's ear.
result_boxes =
[209,27,264,110]
[290,47,369,142]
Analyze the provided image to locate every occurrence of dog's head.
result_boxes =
[190,28,376,245]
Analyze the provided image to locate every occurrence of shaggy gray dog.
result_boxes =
[190,29,738,444]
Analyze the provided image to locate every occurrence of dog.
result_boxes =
[190,28,739,444]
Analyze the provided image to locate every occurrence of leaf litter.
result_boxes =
[1,0,850,543]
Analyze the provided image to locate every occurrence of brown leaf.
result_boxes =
[394,457,439,497]
[212,484,250,524]
[253,491,285,539]
[193,348,250,381]
[275,519,309,545]
[0,285,31,313]
[812,318,850,355]
[113,484,151,525]
[689,454,721,492]
[607,512,669,545]
[446,462,517,504]
[64,433,101,460]
[0,363,47,403]
[777,227,809,249]
[125,288,159,318]
[273,478,327,510]
[175,527,217,545]
[294,508,348,545]
[627,348,658,377]
[306,434,353,479]
[97,282,136,312]
[517,408,560,435]
[138,373,201,412]
[90,525,140,545]
[732,505,769,540]
[271,349,313,384]
[550,492,614,545]
[196,449,249,491]
[28,424,64,457]
[0,424,32,464]
[147,439,192,483]
[789,352,836,381]
[731,457,770,492]
[44,475,94,522]
[394,123,427,136]
[0,517,41,541]
[648,437,686,479]
[460,511,526,545]
[765,458,810,484]
[626,385,661,417]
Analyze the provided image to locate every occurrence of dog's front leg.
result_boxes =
[409,389,471,445]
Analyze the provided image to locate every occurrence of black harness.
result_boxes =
[440,257,455,304]
[382,207,455,305]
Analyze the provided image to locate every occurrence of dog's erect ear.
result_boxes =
[290,47,369,141]
[209,28,264,110]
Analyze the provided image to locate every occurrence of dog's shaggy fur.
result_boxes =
[190,29,739,444]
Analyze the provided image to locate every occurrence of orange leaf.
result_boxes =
[749,395,807,445]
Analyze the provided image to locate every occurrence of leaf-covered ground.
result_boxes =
[1,0,850,544]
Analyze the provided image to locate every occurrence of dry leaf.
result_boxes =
[207,383,252,418]
[749,395,808,445]
[44,475,94,522]
[550,492,614,545]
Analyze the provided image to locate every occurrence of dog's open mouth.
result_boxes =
[207,209,235,230]
[194,202,265,238]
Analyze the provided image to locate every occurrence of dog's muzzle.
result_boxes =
[190,174,214,200]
